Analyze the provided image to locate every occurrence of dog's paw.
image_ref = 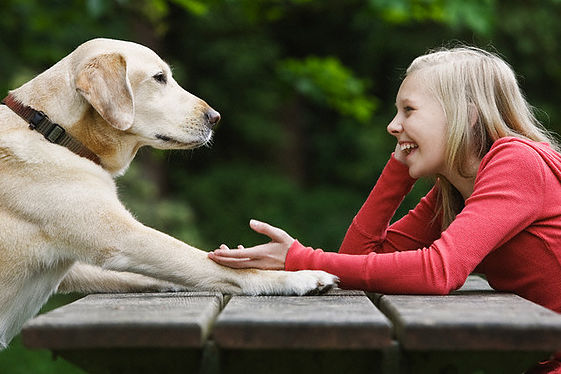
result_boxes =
[241,270,339,296]
[285,270,339,296]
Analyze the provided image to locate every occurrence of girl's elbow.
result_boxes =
[432,277,465,295]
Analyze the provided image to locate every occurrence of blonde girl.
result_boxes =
[210,47,561,371]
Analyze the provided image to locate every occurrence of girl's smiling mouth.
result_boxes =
[400,142,419,154]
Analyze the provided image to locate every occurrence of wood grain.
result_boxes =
[213,294,392,349]
[23,292,222,349]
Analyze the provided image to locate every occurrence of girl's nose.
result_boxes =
[387,116,403,136]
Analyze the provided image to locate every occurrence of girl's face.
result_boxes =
[387,72,449,179]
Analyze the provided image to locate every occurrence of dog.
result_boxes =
[0,38,338,349]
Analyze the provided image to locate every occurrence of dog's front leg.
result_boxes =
[57,262,187,294]
[90,220,337,296]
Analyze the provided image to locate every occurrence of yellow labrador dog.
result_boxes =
[0,38,337,349]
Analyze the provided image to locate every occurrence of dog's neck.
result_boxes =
[70,106,142,176]
[2,93,102,165]
[9,58,141,177]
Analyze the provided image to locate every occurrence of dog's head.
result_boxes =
[73,38,219,150]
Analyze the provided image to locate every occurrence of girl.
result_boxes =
[208,47,561,372]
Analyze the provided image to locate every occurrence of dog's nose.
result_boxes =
[204,108,221,129]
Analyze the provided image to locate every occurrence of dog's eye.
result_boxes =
[153,73,167,84]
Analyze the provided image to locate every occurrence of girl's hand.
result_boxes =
[393,142,407,164]
[208,220,294,270]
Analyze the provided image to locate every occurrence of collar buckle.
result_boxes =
[44,123,65,143]
[29,111,48,130]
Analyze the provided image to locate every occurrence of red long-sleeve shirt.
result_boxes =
[285,137,561,313]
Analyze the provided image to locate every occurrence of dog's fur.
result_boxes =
[0,38,337,348]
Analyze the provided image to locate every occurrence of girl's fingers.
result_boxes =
[211,246,259,258]
[249,219,291,242]
[208,253,254,268]
[208,244,285,270]
[217,244,244,251]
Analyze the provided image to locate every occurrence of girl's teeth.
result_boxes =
[400,143,418,153]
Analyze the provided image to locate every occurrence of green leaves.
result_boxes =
[368,0,495,34]
[278,57,378,123]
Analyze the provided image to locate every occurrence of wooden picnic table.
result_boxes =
[22,275,561,374]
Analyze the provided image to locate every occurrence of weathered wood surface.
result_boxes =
[19,276,561,374]
[212,289,392,349]
[378,276,561,351]
[368,275,494,306]
[23,292,223,349]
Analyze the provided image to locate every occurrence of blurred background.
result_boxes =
[1,0,560,372]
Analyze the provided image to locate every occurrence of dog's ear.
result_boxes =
[75,53,134,131]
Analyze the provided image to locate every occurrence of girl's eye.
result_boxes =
[404,106,414,112]
[153,73,167,84]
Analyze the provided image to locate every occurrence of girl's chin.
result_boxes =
[407,164,426,179]
[408,169,420,179]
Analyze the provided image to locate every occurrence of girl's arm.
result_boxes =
[209,141,546,294]
[208,151,438,269]
[339,140,442,255]
[338,154,441,255]
[286,142,545,293]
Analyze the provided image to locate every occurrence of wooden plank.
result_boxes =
[323,287,367,296]
[379,289,561,351]
[213,295,392,349]
[369,275,494,306]
[22,292,222,349]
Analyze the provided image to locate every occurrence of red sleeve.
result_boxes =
[286,142,546,294]
[339,154,441,255]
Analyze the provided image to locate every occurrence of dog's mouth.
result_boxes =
[155,132,212,149]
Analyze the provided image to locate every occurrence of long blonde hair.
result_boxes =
[406,46,559,229]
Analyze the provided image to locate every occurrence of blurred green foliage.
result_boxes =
[278,56,377,123]
[1,0,561,371]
